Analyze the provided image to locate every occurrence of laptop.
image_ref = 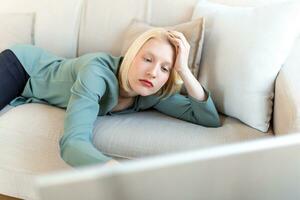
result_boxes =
[35,133,300,200]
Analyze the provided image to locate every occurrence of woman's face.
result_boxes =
[128,38,175,96]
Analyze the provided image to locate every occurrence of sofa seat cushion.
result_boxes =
[0,104,73,199]
[0,103,273,162]
[0,103,273,198]
[93,110,273,160]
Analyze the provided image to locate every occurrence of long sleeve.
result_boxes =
[59,65,112,167]
[153,88,221,127]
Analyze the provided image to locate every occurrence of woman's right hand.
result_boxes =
[103,159,121,167]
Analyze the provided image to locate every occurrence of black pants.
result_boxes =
[0,49,29,110]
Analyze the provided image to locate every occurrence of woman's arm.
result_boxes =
[59,65,113,167]
[153,89,221,127]
[151,31,221,127]
[178,69,207,101]
[168,30,207,102]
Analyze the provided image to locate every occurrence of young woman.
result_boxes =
[0,28,221,168]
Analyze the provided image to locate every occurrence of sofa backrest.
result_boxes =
[0,0,83,58]
[1,0,298,58]
[77,0,295,57]
[210,0,292,6]
[77,0,198,56]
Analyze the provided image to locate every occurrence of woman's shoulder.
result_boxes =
[8,44,41,56]
[8,43,35,50]
[79,52,123,64]
[77,52,123,73]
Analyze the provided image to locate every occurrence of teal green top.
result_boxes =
[9,44,221,168]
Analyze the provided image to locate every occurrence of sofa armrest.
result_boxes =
[273,39,300,135]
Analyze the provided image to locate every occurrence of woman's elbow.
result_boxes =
[203,113,222,128]
[210,118,222,127]
[212,114,222,127]
[59,141,78,167]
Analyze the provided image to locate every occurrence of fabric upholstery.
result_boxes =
[0,102,273,199]
[93,110,273,160]
[0,0,299,199]
[77,0,198,56]
[0,0,84,58]
[0,13,34,52]
[192,0,300,132]
[0,105,13,117]
[1,103,273,168]
[274,38,300,135]
[210,0,296,6]
[0,104,73,199]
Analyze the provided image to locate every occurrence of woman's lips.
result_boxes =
[139,79,153,88]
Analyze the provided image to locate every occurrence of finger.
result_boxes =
[168,35,180,46]
[170,31,189,46]
[168,33,182,42]
[168,30,184,39]
[168,36,187,52]
[167,37,180,53]
[168,32,189,49]
[169,41,186,56]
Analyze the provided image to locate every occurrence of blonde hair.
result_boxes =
[118,28,183,100]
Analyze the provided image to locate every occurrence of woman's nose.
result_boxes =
[147,71,156,79]
[147,63,160,78]
[147,64,158,78]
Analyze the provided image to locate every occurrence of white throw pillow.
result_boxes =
[0,13,35,52]
[209,0,293,7]
[191,0,300,132]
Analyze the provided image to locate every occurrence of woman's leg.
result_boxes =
[0,49,29,110]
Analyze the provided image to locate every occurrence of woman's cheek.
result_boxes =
[164,74,170,83]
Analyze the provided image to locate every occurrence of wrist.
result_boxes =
[104,159,120,166]
[177,67,192,78]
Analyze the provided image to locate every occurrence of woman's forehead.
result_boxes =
[140,38,175,62]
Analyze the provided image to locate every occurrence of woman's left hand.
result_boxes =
[167,30,190,73]
[167,30,207,102]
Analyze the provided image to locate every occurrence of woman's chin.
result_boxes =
[137,91,151,96]
[134,87,155,96]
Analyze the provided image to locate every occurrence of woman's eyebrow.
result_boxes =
[145,51,172,66]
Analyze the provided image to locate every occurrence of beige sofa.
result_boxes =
[0,0,299,199]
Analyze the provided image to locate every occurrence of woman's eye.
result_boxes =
[161,66,169,72]
[143,57,151,62]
